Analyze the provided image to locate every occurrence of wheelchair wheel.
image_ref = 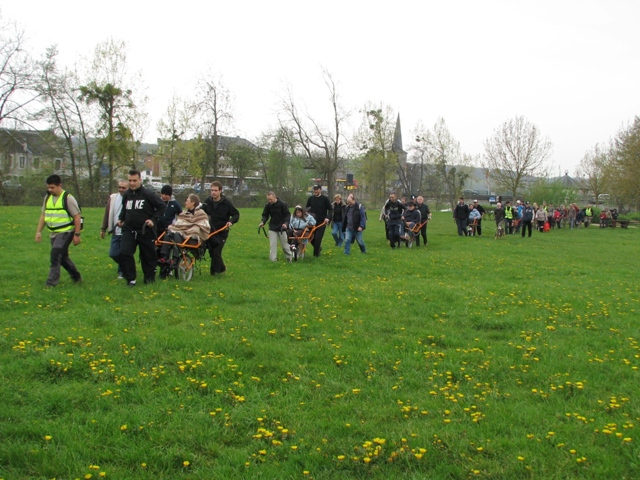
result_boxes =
[177,252,194,281]
[406,233,415,248]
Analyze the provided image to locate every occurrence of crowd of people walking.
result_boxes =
[34,172,622,286]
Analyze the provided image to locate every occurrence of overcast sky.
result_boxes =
[4,0,639,175]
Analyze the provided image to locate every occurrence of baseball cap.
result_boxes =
[473,199,478,203]
[312,184,321,190]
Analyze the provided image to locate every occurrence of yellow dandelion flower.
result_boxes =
[44,435,52,441]
[183,460,190,467]
[517,456,525,461]
[120,425,127,431]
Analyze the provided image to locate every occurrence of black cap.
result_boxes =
[312,184,322,190]
[161,185,173,196]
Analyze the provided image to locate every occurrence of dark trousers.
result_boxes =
[47,231,81,286]
[120,228,158,283]
[311,224,326,256]
[476,219,483,236]
[521,220,532,237]
[456,219,467,236]
[208,232,229,275]
[416,223,428,246]
[505,218,513,234]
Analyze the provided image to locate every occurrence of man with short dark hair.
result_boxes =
[35,174,82,286]
[306,184,332,257]
[157,185,181,233]
[202,181,239,275]
[117,169,166,286]
[383,191,406,247]
[415,195,431,246]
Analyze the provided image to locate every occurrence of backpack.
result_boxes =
[46,191,84,231]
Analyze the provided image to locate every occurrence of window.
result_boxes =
[19,156,25,168]
[33,157,40,169]
[55,159,62,170]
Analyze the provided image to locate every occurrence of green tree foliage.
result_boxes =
[256,128,310,204]
[354,106,398,206]
[224,142,257,192]
[79,81,134,189]
[525,177,578,206]
[610,116,640,210]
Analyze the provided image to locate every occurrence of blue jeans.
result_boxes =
[456,219,468,236]
[109,234,123,275]
[344,229,366,254]
[331,221,344,246]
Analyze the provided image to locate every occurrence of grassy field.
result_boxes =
[0,206,638,479]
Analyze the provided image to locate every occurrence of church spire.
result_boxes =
[392,113,405,155]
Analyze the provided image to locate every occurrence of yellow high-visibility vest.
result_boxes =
[44,191,74,232]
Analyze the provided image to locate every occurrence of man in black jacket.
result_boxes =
[383,192,406,248]
[202,181,240,275]
[415,195,431,246]
[342,193,366,254]
[306,184,332,257]
[117,169,166,286]
[259,191,292,262]
[453,197,470,236]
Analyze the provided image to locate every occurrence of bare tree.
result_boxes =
[157,94,195,185]
[255,127,309,202]
[279,69,348,198]
[576,143,611,206]
[36,46,98,203]
[353,104,398,205]
[414,118,471,209]
[0,15,37,125]
[193,73,233,191]
[483,116,552,199]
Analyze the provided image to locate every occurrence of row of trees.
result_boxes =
[2,13,637,210]
[577,118,640,211]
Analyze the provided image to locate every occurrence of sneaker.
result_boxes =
[117,275,123,280]
[127,280,136,287]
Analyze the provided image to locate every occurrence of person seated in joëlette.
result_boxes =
[159,194,210,261]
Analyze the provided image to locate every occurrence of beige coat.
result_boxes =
[168,209,211,242]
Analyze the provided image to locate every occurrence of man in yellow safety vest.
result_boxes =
[35,174,83,287]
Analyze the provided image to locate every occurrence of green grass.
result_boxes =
[0,207,639,479]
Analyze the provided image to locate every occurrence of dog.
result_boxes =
[495,222,505,239]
